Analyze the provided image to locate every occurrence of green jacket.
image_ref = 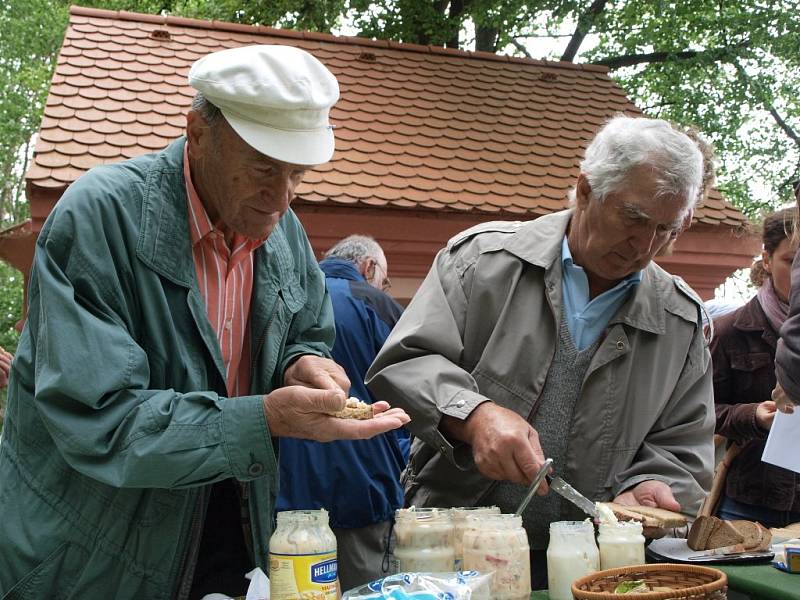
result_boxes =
[0,138,334,599]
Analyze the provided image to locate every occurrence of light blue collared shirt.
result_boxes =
[561,236,642,351]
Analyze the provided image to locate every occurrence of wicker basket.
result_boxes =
[571,563,727,600]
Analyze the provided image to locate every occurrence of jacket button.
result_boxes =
[616,339,625,350]
[248,462,264,476]
[439,444,447,454]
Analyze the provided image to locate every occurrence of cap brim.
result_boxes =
[222,109,335,166]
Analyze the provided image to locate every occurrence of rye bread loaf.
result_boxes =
[729,520,763,549]
[705,518,745,550]
[751,522,773,551]
[686,516,772,551]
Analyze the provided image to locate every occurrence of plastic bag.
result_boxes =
[342,571,493,599]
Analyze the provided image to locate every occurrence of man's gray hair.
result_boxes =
[191,92,223,127]
[578,116,704,207]
[324,235,383,264]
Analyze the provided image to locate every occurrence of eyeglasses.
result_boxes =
[373,261,392,292]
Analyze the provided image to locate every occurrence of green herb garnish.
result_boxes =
[614,580,650,594]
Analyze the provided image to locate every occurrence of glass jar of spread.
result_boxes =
[546,521,599,600]
[269,509,338,600]
[393,507,456,573]
[598,520,645,570]
[450,506,501,570]
[462,513,531,600]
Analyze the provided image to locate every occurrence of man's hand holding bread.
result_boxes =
[264,355,410,442]
[613,480,683,538]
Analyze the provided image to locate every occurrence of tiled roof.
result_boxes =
[27,6,745,227]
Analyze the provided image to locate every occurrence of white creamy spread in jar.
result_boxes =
[598,521,645,570]
[546,521,599,600]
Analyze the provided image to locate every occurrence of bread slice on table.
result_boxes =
[688,515,718,550]
[599,502,687,528]
[327,398,374,420]
[729,520,763,548]
[706,518,746,550]
[688,516,746,551]
[751,522,773,551]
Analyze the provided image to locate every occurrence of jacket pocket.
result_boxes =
[2,542,78,600]
[730,352,771,372]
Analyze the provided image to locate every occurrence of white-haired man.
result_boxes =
[0,45,408,598]
[367,116,715,588]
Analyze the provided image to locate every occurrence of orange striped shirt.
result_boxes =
[183,146,264,396]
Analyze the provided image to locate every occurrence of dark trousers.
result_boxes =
[189,480,253,599]
[717,495,800,529]
[531,549,548,590]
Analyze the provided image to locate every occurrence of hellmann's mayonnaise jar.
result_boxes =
[269,509,338,600]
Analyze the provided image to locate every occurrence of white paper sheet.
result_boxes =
[761,408,800,474]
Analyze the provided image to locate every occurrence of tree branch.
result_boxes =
[509,38,533,59]
[561,0,607,62]
[594,41,749,69]
[732,60,800,152]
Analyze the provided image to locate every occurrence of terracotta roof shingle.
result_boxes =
[27,6,743,228]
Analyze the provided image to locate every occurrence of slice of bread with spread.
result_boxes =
[599,502,687,528]
[328,398,374,420]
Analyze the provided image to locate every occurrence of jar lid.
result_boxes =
[599,520,643,534]
[465,513,523,529]
[276,509,329,524]
[450,506,501,520]
[549,520,595,534]
[395,507,453,523]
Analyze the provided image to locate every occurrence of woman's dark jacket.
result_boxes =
[711,295,799,511]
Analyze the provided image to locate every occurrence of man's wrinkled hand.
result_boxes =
[614,480,681,539]
[771,383,796,414]
[263,386,410,442]
[284,355,350,395]
[456,402,549,492]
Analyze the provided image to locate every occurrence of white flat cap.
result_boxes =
[188,44,339,165]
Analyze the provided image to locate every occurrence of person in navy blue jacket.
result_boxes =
[278,235,407,591]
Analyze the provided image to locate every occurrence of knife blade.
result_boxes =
[547,475,599,519]
[687,551,773,561]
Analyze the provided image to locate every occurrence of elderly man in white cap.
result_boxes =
[0,45,409,599]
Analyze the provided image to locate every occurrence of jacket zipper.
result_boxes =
[175,487,210,600]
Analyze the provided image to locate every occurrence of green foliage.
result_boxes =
[0,0,69,223]
[581,0,800,211]
[0,259,23,423]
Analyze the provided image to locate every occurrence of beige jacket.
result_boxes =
[366,210,714,515]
